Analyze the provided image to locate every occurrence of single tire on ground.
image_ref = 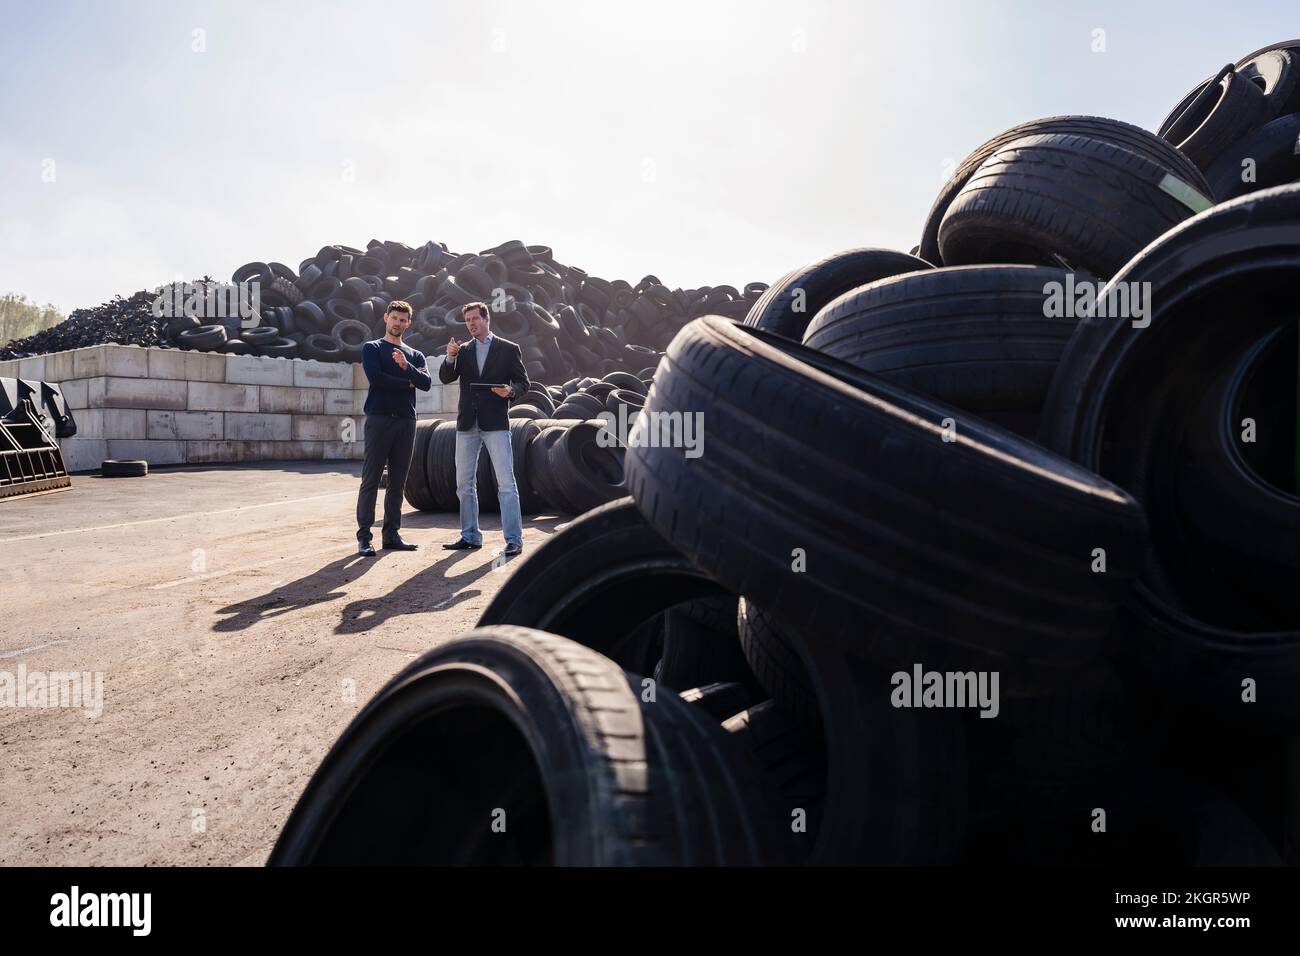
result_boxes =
[101,459,148,478]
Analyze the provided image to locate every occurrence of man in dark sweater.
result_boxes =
[355,300,431,556]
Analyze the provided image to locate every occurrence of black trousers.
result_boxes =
[356,415,417,543]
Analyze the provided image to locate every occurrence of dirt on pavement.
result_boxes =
[0,462,566,865]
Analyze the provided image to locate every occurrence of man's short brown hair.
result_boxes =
[385,300,412,317]
[461,301,490,322]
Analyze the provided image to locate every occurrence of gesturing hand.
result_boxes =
[446,337,461,358]
[392,348,408,370]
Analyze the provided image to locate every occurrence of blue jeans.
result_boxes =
[455,425,523,547]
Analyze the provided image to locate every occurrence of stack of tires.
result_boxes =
[402,370,655,516]
[160,240,765,382]
[272,43,1300,866]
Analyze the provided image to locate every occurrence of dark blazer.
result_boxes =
[437,333,529,431]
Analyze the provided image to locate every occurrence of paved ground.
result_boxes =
[0,463,566,865]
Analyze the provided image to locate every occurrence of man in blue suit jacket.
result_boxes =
[355,300,431,556]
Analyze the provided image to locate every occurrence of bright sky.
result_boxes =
[1,0,1295,314]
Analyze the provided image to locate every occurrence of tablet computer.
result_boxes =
[470,382,509,389]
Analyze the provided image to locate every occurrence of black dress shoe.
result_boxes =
[442,538,482,550]
[503,542,523,556]
[358,542,376,557]
[383,537,418,551]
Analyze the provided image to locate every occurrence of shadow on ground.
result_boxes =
[212,512,569,634]
[212,552,390,632]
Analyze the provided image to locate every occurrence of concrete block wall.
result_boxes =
[0,344,458,472]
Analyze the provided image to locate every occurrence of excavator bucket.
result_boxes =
[0,398,72,501]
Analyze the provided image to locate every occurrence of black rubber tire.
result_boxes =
[324,298,359,325]
[656,596,762,696]
[554,393,605,418]
[508,404,545,420]
[270,275,304,306]
[425,420,460,511]
[962,658,1167,834]
[1238,48,1300,117]
[101,459,148,478]
[519,388,556,416]
[1169,326,1300,629]
[802,265,1079,435]
[176,324,227,351]
[509,418,547,515]
[548,420,625,515]
[1205,112,1300,201]
[342,276,373,303]
[737,599,820,726]
[164,315,200,340]
[302,333,343,362]
[624,316,1147,686]
[722,700,828,861]
[526,425,576,515]
[1038,182,1300,730]
[232,261,270,284]
[330,319,370,360]
[294,301,328,334]
[600,371,645,395]
[276,306,298,336]
[269,626,791,865]
[310,278,343,301]
[605,389,645,414]
[296,263,322,291]
[679,681,757,723]
[582,382,616,403]
[733,601,967,864]
[552,401,598,420]
[939,133,1208,277]
[606,610,662,680]
[922,115,1210,264]
[1161,64,1235,145]
[219,338,252,355]
[743,248,932,342]
[1169,69,1269,171]
[478,498,729,667]
[402,421,438,512]
[241,325,281,346]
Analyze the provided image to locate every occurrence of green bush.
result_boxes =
[0,293,65,348]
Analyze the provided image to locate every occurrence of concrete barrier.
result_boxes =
[0,344,457,471]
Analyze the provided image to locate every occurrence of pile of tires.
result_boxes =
[273,43,1298,866]
[153,240,766,380]
[402,369,654,516]
[1,285,203,360]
